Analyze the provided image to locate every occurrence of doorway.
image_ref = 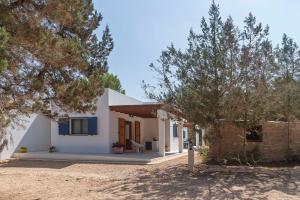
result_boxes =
[135,121,141,143]
[125,121,132,150]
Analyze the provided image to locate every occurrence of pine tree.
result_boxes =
[0,1,113,130]
[143,1,240,158]
[273,34,300,156]
[100,73,125,94]
[230,13,275,159]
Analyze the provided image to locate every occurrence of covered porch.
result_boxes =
[110,104,185,157]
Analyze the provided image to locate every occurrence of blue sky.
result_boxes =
[93,0,300,100]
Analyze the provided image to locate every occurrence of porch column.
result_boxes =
[202,128,206,146]
[178,123,183,153]
[157,109,167,157]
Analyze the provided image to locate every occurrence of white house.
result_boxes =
[0,88,189,161]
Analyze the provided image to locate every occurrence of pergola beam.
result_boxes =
[110,104,162,118]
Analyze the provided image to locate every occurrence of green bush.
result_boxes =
[199,146,209,161]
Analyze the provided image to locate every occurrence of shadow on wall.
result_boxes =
[0,132,10,155]
[0,115,51,160]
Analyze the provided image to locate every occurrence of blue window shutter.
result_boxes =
[173,124,177,137]
[58,118,69,135]
[88,117,98,135]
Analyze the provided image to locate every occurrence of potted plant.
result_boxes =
[165,145,170,152]
[19,147,28,153]
[49,146,56,153]
[112,142,124,154]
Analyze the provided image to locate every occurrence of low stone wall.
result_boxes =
[209,121,300,162]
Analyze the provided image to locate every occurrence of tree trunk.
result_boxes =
[287,120,290,158]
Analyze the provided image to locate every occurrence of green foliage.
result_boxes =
[99,73,125,94]
[0,1,113,132]
[229,147,260,166]
[0,27,8,73]
[0,27,8,48]
[271,34,300,121]
[144,1,300,159]
[144,2,240,129]
[199,146,209,162]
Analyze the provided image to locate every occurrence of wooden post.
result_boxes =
[188,148,194,171]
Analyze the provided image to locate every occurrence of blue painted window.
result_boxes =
[173,124,178,137]
[58,117,98,136]
[88,117,98,135]
[71,118,88,134]
[68,117,98,135]
[58,118,69,135]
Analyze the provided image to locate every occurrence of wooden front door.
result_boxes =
[118,118,125,146]
[135,121,141,143]
[125,121,132,150]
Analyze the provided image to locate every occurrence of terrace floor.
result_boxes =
[13,151,187,164]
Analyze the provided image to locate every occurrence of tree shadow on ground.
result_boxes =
[0,160,75,169]
[101,163,300,199]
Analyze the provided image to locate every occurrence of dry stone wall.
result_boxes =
[209,121,300,162]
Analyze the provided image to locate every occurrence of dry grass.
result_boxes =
[0,155,300,199]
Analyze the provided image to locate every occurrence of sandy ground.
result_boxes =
[1,156,300,200]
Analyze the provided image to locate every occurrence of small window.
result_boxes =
[71,118,88,135]
[183,130,186,139]
[173,124,178,137]
[246,125,263,142]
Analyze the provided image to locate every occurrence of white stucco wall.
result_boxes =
[51,90,111,154]
[0,114,51,160]
[108,88,143,106]
[165,119,170,149]
[143,118,158,142]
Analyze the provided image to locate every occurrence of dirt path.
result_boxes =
[0,156,300,199]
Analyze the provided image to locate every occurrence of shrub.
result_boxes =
[224,147,261,166]
[112,142,124,148]
[199,146,209,162]
[49,146,56,153]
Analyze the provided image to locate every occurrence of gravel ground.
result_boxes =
[1,155,300,200]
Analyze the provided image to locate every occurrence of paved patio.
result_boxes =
[13,151,187,164]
